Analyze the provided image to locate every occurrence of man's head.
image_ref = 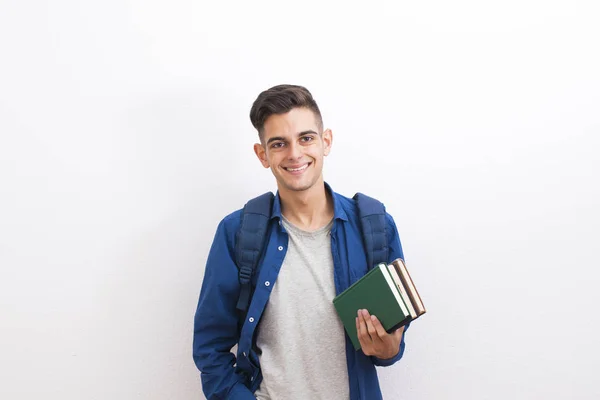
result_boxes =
[250,84,332,194]
[250,84,323,142]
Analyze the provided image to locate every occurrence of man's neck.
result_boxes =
[278,180,334,231]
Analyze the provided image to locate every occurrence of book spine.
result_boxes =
[393,259,426,316]
[387,265,417,319]
[380,264,410,318]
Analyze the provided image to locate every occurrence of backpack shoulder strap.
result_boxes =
[235,192,274,314]
[353,192,389,269]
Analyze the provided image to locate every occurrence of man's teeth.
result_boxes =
[286,164,309,172]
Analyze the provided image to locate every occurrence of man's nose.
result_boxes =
[286,141,303,160]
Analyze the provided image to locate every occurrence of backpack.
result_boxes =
[234,191,389,323]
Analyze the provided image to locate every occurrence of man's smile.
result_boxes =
[283,162,312,174]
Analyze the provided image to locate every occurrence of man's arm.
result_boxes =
[369,212,410,367]
[193,217,256,400]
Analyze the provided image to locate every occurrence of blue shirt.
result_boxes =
[193,184,408,399]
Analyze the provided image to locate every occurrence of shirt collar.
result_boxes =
[270,181,348,222]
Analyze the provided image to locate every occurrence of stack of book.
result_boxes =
[333,258,426,350]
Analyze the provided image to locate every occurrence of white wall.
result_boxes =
[1,1,599,399]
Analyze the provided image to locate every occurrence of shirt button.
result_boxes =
[278,246,283,251]
[265,281,270,287]
[249,317,255,323]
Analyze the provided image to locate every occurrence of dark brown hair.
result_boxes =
[249,84,323,141]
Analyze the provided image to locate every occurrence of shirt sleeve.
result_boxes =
[372,212,410,367]
[193,217,256,399]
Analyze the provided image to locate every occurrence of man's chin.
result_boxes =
[288,184,313,192]
[278,178,316,193]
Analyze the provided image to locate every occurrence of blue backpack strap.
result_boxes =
[353,193,389,269]
[235,192,274,314]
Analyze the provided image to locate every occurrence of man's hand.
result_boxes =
[356,309,405,359]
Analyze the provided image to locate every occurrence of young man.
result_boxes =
[193,85,408,400]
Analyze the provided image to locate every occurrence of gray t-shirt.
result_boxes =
[254,216,350,400]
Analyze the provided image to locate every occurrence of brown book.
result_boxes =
[391,258,426,318]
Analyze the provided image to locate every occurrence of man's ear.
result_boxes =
[254,143,270,168]
[322,129,333,156]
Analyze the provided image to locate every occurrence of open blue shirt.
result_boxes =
[193,184,408,399]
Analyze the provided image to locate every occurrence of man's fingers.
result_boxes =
[361,310,381,342]
[356,316,363,340]
[356,313,372,353]
[369,315,388,339]
[356,314,367,341]
[356,310,405,359]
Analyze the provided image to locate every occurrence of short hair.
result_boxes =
[249,84,323,141]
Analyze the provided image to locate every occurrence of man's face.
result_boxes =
[254,107,332,193]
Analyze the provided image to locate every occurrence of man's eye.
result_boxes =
[301,136,314,143]
[271,142,284,149]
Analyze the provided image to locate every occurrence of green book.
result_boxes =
[333,263,411,350]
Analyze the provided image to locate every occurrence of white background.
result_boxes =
[1,1,599,399]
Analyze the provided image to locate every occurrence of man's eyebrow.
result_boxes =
[266,136,286,145]
[266,130,318,145]
[298,130,319,137]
